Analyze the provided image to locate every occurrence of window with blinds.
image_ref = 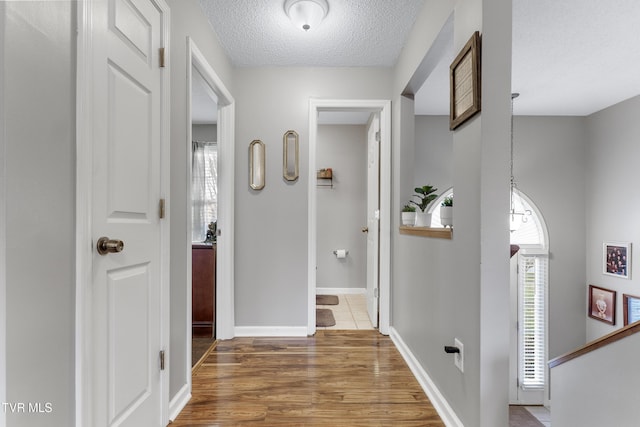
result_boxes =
[518,254,547,390]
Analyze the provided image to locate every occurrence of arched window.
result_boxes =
[510,189,549,401]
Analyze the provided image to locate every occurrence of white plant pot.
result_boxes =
[415,212,432,227]
[440,206,453,227]
[401,211,416,226]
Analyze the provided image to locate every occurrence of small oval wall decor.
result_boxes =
[249,139,265,190]
[283,130,299,182]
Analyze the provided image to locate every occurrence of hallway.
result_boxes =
[172,330,444,425]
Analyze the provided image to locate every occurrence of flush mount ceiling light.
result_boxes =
[284,0,329,32]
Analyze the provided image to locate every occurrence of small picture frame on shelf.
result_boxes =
[623,293,640,326]
[588,285,616,325]
[603,241,631,279]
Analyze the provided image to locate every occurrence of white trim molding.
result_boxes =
[168,384,191,424]
[235,327,308,337]
[316,287,366,295]
[390,327,464,427]
[308,99,391,336]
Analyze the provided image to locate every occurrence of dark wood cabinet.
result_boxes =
[192,244,216,338]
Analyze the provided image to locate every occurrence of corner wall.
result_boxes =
[391,0,512,425]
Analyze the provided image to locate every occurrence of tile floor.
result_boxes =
[317,293,374,330]
[525,406,551,427]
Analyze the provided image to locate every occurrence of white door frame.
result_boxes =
[308,99,391,335]
[75,0,171,425]
[186,38,235,345]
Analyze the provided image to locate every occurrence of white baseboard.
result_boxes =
[234,326,308,337]
[316,287,365,295]
[168,383,191,423]
[389,327,464,427]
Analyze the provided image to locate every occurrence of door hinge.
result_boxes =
[159,198,165,219]
[375,131,381,142]
[159,47,166,68]
[374,288,379,298]
[160,350,165,370]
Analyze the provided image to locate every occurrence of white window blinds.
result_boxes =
[518,254,547,390]
[192,141,218,242]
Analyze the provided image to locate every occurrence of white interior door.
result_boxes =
[90,0,165,425]
[366,114,380,327]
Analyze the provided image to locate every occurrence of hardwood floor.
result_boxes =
[172,330,444,426]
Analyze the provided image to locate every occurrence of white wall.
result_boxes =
[167,0,234,404]
[233,67,392,328]
[316,125,367,290]
[586,95,640,341]
[4,2,75,425]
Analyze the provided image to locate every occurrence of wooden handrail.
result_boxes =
[549,321,640,368]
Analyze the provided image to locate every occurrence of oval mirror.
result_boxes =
[283,130,299,181]
[249,139,265,190]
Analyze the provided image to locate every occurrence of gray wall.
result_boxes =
[4,2,75,426]
[412,114,588,404]
[414,116,453,195]
[167,0,234,404]
[586,95,640,341]
[233,67,392,328]
[316,125,367,290]
[514,116,587,358]
[192,124,217,142]
[391,0,513,425]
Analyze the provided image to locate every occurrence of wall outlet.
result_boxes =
[454,338,464,373]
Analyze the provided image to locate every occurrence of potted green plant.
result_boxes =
[410,185,438,227]
[401,204,416,226]
[440,195,453,227]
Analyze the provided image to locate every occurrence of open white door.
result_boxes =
[80,0,169,425]
[365,114,380,327]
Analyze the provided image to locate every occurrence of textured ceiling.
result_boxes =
[415,0,640,116]
[194,0,640,117]
[510,0,640,116]
[198,0,425,67]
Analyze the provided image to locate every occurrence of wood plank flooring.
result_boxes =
[171,330,444,426]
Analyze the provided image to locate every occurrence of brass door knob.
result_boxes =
[361,227,369,233]
[97,237,124,255]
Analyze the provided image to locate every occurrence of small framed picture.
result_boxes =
[588,285,616,325]
[603,241,631,279]
[623,293,640,326]
[449,31,481,130]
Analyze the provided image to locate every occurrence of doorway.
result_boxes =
[308,99,391,335]
[190,63,218,364]
[185,39,235,375]
[315,112,379,329]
